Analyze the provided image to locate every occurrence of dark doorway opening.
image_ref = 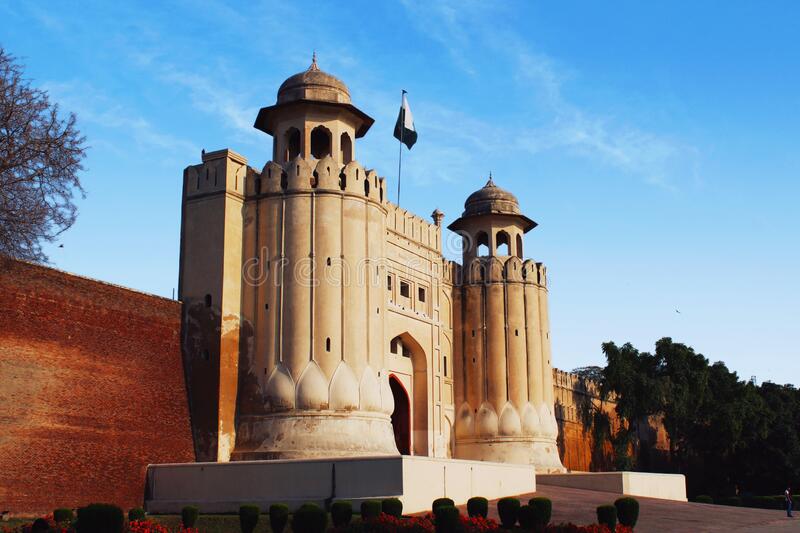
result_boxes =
[389,375,411,455]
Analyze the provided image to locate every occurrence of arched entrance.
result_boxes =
[389,375,410,454]
[387,332,429,456]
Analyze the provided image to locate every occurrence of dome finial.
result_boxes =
[485,172,495,187]
[309,51,320,71]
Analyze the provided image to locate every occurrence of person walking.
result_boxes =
[786,486,793,518]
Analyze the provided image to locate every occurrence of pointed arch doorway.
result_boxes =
[387,333,429,456]
[389,375,410,454]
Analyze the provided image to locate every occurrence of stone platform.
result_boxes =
[144,456,536,514]
[537,471,686,501]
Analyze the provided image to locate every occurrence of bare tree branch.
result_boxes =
[0,47,87,262]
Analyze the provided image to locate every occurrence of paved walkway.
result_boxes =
[467,485,796,532]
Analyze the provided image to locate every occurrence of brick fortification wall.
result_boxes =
[0,259,194,514]
[554,369,670,472]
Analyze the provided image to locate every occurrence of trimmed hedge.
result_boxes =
[76,503,125,533]
[596,505,616,531]
[467,497,489,518]
[497,497,520,528]
[614,497,639,528]
[718,496,741,507]
[361,500,382,520]
[292,503,328,533]
[434,505,460,533]
[239,504,260,533]
[31,518,50,533]
[127,508,146,522]
[693,495,713,504]
[331,501,353,527]
[529,497,552,528]
[54,508,74,523]
[432,498,455,515]
[518,504,535,530]
[382,498,403,518]
[269,503,290,533]
[181,505,199,528]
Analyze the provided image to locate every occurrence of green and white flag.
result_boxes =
[393,90,417,149]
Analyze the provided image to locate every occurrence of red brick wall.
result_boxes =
[0,259,195,515]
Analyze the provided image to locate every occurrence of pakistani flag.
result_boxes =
[393,90,417,149]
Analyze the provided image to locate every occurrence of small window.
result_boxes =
[443,356,448,377]
[418,287,426,302]
[515,329,519,336]
[204,294,212,307]
[326,257,332,266]
[400,281,410,298]
[390,337,400,354]
[326,338,331,352]
[265,303,269,310]
[387,275,392,291]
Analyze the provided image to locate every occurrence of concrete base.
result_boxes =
[145,455,536,514]
[232,412,399,460]
[456,438,565,473]
[537,471,686,502]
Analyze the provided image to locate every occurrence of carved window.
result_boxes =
[496,231,511,256]
[310,126,332,159]
[284,128,301,161]
[340,132,353,164]
[400,281,410,298]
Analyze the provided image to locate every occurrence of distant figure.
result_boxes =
[787,485,793,517]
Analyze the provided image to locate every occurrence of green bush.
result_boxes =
[361,500,382,520]
[497,497,520,529]
[693,495,713,504]
[292,503,328,533]
[54,508,74,523]
[596,505,616,531]
[432,498,455,514]
[127,508,146,522]
[718,496,741,507]
[31,518,50,533]
[528,497,552,528]
[614,497,639,528]
[76,503,125,533]
[381,498,403,518]
[181,505,199,528]
[239,504,260,533]
[467,497,488,518]
[269,503,290,533]
[434,505,460,533]
[517,504,535,530]
[331,501,353,527]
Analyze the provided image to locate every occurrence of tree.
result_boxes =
[0,47,86,262]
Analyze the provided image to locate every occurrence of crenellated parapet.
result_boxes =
[245,155,388,203]
[385,202,442,252]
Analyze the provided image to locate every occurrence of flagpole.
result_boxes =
[397,90,405,206]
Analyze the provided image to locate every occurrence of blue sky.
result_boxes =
[2,1,799,385]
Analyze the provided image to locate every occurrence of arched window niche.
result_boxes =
[496,231,511,256]
[340,132,353,164]
[475,231,490,257]
[284,127,301,162]
[310,125,332,159]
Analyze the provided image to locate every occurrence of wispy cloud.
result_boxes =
[400,0,699,190]
[43,80,199,157]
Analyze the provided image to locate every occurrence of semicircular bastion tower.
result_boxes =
[178,55,564,472]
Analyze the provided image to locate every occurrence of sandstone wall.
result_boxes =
[0,259,194,514]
